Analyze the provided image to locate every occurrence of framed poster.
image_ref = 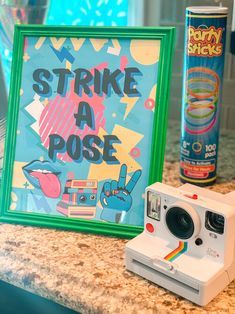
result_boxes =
[0,25,175,238]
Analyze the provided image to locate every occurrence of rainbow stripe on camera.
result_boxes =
[164,241,188,262]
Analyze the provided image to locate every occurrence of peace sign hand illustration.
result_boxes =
[100,164,142,213]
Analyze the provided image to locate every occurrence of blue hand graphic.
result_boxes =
[100,164,142,222]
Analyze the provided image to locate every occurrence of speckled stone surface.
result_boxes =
[0,121,234,314]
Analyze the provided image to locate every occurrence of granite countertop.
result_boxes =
[0,122,234,314]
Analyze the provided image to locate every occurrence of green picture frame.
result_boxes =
[0,25,175,238]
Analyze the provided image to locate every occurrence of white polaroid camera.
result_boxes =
[125,182,235,306]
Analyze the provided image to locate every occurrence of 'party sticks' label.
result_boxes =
[187,26,223,57]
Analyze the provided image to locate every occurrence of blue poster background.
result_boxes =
[11,36,160,226]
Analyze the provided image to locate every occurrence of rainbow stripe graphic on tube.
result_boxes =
[180,7,228,186]
[185,67,219,135]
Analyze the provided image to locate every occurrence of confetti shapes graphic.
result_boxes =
[107,39,121,56]
[145,84,157,111]
[120,94,139,120]
[47,0,128,27]
[50,46,75,64]
[25,94,45,134]
[90,38,108,52]
[130,40,160,65]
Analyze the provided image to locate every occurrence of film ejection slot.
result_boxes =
[147,191,161,221]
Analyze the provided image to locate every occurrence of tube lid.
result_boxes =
[187,6,228,14]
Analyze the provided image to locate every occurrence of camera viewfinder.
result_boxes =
[205,211,224,235]
[147,191,161,221]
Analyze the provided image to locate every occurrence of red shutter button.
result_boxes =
[185,193,198,200]
[146,223,154,233]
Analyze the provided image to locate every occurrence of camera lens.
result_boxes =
[205,211,224,234]
[80,195,87,202]
[166,206,195,239]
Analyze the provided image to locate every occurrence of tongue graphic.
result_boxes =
[30,171,61,198]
